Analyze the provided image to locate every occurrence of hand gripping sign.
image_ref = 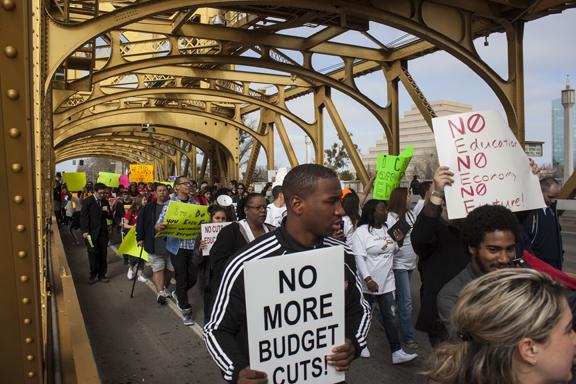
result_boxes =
[201,222,232,256]
[245,247,345,384]
[432,110,545,219]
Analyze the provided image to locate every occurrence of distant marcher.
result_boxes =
[265,185,286,227]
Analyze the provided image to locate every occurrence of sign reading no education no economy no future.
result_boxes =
[432,110,545,219]
[245,246,345,384]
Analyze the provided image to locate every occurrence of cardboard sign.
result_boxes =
[433,111,545,219]
[97,172,121,188]
[62,172,87,192]
[201,222,232,256]
[245,247,345,384]
[155,201,210,239]
[129,164,154,183]
[116,227,148,261]
[373,145,413,200]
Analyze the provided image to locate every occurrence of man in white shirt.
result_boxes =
[265,185,286,227]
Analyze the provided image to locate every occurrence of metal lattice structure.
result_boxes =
[1,0,575,381]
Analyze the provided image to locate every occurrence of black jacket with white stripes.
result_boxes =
[203,224,371,383]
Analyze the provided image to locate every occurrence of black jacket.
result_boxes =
[136,201,165,254]
[410,202,468,336]
[522,203,564,270]
[203,224,371,383]
[80,195,111,241]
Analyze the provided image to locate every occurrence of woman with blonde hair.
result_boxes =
[426,268,576,384]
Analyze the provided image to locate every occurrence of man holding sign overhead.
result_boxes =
[204,164,370,384]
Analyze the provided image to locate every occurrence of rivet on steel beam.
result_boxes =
[17,250,27,258]
[25,337,33,344]
[27,371,35,378]
[1,0,15,11]
[16,224,25,232]
[14,195,24,204]
[23,318,31,325]
[20,275,29,283]
[21,297,30,304]
[6,89,19,100]
[11,163,23,173]
[9,128,21,138]
[26,355,34,361]
[4,46,17,58]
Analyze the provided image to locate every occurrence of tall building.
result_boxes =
[552,98,576,167]
[362,100,473,181]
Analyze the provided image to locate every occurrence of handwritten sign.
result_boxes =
[201,222,232,256]
[433,110,545,219]
[155,201,210,239]
[129,164,154,183]
[245,247,345,384]
[153,180,174,188]
[116,227,148,261]
[373,145,413,200]
[97,172,121,188]
[62,172,86,192]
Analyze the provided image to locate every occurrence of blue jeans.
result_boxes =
[393,269,416,343]
[367,292,401,353]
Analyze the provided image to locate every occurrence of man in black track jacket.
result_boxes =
[204,164,371,384]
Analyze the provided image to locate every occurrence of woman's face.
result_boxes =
[212,210,227,223]
[244,196,267,226]
[530,299,576,383]
[374,202,388,225]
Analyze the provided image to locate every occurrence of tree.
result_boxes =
[324,139,358,173]
[76,157,119,182]
[338,169,355,180]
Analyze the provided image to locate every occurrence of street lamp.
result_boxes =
[562,76,575,182]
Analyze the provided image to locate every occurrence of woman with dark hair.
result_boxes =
[387,187,419,349]
[209,193,275,289]
[341,190,361,247]
[351,199,417,364]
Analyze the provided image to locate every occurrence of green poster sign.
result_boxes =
[373,145,414,200]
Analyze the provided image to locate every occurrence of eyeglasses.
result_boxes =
[246,205,266,211]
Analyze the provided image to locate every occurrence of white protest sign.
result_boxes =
[201,222,232,256]
[273,167,289,187]
[433,110,545,219]
[245,247,345,384]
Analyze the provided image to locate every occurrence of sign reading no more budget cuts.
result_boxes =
[201,222,232,256]
[432,110,545,219]
[244,246,345,384]
[155,201,210,239]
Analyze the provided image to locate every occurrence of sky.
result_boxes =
[57,8,576,174]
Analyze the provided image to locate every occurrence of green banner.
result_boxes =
[97,172,121,188]
[373,145,414,200]
[116,227,148,261]
[62,172,86,192]
[155,201,210,239]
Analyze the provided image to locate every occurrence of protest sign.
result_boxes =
[153,180,174,188]
[433,110,545,219]
[97,172,121,188]
[119,174,130,188]
[245,247,345,384]
[373,145,413,200]
[129,164,154,183]
[273,168,289,187]
[116,227,148,261]
[155,201,210,239]
[201,222,232,256]
[62,172,86,191]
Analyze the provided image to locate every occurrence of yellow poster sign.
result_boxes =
[116,227,148,261]
[153,180,174,188]
[155,201,210,239]
[97,172,121,188]
[129,164,154,183]
[62,172,87,192]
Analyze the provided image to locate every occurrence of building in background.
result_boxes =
[362,100,472,181]
[552,97,576,168]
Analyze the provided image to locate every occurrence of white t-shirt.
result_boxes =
[351,225,398,295]
[265,203,286,228]
[386,211,418,270]
[342,215,355,249]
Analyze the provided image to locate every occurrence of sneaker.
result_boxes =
[171,290,180,308]
[88,276,98,285]
[99,276,110,283]
[137,275,147,283]
[404,341,419,349]
[127,267,135,280]
[182,310,194,326]
[392,349,418,365]
[156,291,167,305]
[360,347,371,358]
